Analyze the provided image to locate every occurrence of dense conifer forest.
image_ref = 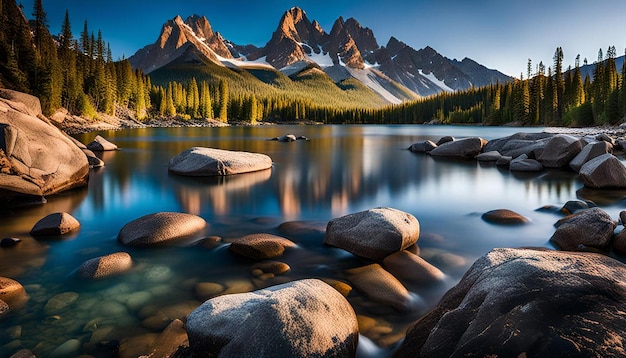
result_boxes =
[1,0,625,126]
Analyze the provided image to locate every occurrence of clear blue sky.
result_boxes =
[22,0,626,77]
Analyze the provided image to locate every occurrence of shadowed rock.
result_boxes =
[430,137,487,158]
[30,212,80,236]
[229,233,296,260]
[325,207,419,261]
[538,134,583,168]
[509,154,543,172]
[86,135,118,151]
[483,132,554,156]
[579,153,626,188]
[436,136,455,145]
[481,209,529,225]
[475,150,501,162]
[168,147,272,176]
[187,279,358,357]
[394,248,626,358]
[77,252,133,279]
[550,207,616,251]
[569,141,613,173]
[117,212,206,247]
[0,237,21,247]
[408,140,437,153]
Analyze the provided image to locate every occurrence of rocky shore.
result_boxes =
[3,89,626,357]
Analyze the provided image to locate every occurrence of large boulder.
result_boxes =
[0,90,89,206]
[408,140,437,153]
[538,134,583,168]
[550,207,616,251]
[483,132,554,156]
[229,233,296,260]
[77,252,133,279]
[168,147,273,176]
[324,207,420,261]
[394,248,626,357]
[429,137,487,158]
[579,153,626,188]
[30,212,80,236]
[569,141,613,173]
[117,212,206,247]
[186,279,358,357]
[475,151,501,162]
[86,135,118,151]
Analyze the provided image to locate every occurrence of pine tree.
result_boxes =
[218,79,228,122]
[553,47,564,119]
[166,83,176,116]
[199,81,213,119]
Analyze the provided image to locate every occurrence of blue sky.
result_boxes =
[22,0,626,77]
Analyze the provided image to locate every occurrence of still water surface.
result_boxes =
[2,124,625,356]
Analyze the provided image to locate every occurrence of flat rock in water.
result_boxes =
[86,135,118,151]
[0,90,89,206]
[569,141,612,173]
[77,252,133,279]
[186,279,358,357]
[117,212,206,247]
[325,207,420,261]
[30,212,80,236]
[579,153,626,188]
[481,209,529,225]
[394,248,626,357]
[229,233,296,260]
[168,147,272,176]
[430,137,487,158]
[550,207,616,251]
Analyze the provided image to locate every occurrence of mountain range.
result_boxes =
[129,7,513,104]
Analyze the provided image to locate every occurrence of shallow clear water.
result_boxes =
[2,124,626,357]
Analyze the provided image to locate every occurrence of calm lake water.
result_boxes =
[2,124,626,357]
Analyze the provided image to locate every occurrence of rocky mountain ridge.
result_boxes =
[129,7,512,102]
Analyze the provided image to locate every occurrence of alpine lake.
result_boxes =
[2,124,626,357]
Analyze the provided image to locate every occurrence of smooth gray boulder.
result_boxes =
[117,212,206,247]
[187,279,358,357]
[579,153,626,188]
[86,135,118,151]
[168,147,272,176]
[430,137,487,158]
[569,141,612,173]
[394,248,626,358]
[475,150,501,162]
[0,90,89,206]
[77,252,133,279]
[483,132,554,155]
[408,140,437,153]
[550,207,616,251]
[509,154,544,172]
[495,155,512,166]
[436,136,455,145]
[30,212,80,236]
[538,134,583,168]
[324,207,420,261]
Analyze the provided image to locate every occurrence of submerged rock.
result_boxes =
[394,248,626,357]
[325,207,419,261]
[0,237,21,247]
[186,279,358,357]
[481,209,529,225]
[86,135,118,151]
[168,147,272,176]
[77,252,133,279]
[30,212,80,236]
[117,212,206,247]
[550,207,616,251]
[382,251,445,285]
[229,233,296,260]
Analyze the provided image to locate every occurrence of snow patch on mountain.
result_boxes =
[346,67,403,104]
[418,69,454,92]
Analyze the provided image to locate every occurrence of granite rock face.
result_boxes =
[187,279,358,357]
[550,207,616,251]
[394,248,626,357]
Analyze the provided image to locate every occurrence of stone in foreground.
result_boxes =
[429,137,487,158]
[0,90,89,206]
[481,209,529,225]
[550,207,616,251]
[117,212,206,247]
[30,212,80,236]
[579,153,626,188]
[77,252,133,279]
[394,248,626,358]
[325,207,419,261]
[186,279,358,357]
[168,147,272,176]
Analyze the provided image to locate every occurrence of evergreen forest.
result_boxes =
[1,0,625,127]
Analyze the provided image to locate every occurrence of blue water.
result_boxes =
[2,124,623,357]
